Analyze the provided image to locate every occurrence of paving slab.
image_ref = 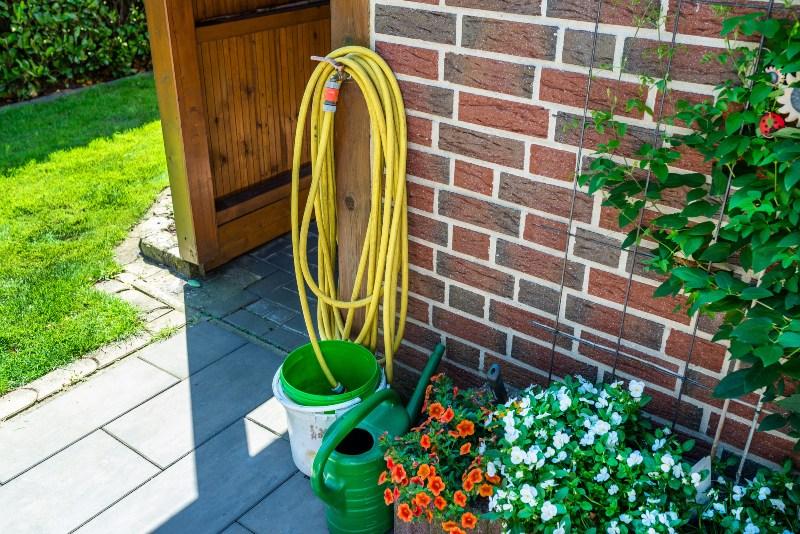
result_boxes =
[0,358,177,483]
[106,343,283,467]
[238,471,327,534]
[78,419,295,534]
[224,309,276,337]
[262,326,308,353]
[245,299,296,325]
[247,397,288,437]
[136,321,248,379]
[0,431,159,533]
[221,522,255,534]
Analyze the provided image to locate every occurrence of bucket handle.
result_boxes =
[310,388,401,507]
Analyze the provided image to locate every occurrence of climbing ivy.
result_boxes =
[577,12,800,440]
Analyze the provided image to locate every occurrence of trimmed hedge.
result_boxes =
[0,0,151,102]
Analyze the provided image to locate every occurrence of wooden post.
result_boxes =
[330,0,371,327]
[144,0,218,266]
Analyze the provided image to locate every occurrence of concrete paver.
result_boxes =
[239,471,328,534]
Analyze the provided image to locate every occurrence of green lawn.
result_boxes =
[0,74,168,394]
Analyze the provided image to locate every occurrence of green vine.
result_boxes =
[577,11,800,440]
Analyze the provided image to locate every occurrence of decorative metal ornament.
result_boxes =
[765,66,785,85]
[759,112,786,137]
[776,73,800,124]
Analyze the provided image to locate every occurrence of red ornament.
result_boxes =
[759,112,786,136]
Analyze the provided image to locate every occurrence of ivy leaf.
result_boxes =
[754,345,783,366]
[689,289,727,315]
[699,242,731,262]
[731,317,773,345]
[748,84,773,107]
[758,413,787,432]
[778,394,800,413]
[778,332,800,348]
[672,267,709,289]
[740,286,772,300]
[785,160,800,191]
[714,368,751,398]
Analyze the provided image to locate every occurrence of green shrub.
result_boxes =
[0,0,151,102]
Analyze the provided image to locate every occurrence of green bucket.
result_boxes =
[279,340,380,406]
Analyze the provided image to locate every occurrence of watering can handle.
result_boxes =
[311,388,400,507]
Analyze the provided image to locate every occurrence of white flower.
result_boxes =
[652,438,666,451]
[691,472,703,487]
[732,485,745,501]
[510,446,526,465]
[580,432,596,447]
[672,463,685,479]
[544,447,556,458]
[610,412,622,426]
[520,483,537,505]
[607,521,621,534]
[606,431,619,448]
[744,522,760,534]
[478,441,486,455]
[523,415,535,428]
[712,502,726,514]
[758,486,771,501]
[505,426,520,444]
[593,420,611,436]
[627,489,636,503]
[553,523,566,534]
[553,431,571,449]
[641,510,657,527]
[486,462,497,478]
[619,514,632,524]
[628,380,645,399]
[554,450,567,462]
[526,447,539,465]
[627,450,644,467]
[557,392,572,412]
[662,427,671,435]
[541,479,555,489]
[660,453,675,473]
[595,467,610,483]
[770,498,786,512]
[732,507,743,520]
[540,501,558,522]
[608,484,619,495]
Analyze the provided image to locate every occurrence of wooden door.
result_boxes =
[144,0,330,271]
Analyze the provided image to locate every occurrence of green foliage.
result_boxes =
[0,0,151,102]
[578,14,800,441]
[0,75,167,393]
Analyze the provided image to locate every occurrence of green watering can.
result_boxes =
[311,344,445,534]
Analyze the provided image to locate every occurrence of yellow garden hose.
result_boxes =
[290,46,408,390]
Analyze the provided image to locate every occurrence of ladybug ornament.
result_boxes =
[759,112,786,137]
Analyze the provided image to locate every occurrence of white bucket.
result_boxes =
[271,367,386,476]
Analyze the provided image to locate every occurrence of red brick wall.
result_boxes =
[373,0,796,465]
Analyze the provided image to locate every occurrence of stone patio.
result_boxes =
[0,214,332,532]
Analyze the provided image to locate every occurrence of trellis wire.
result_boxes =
[538,0,775,474]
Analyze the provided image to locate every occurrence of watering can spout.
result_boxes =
[405,343,445,420]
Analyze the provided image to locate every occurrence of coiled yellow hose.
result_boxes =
[290,46,408,390]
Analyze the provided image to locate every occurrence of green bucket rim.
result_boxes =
[279,340,380,406]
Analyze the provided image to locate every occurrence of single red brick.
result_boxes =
[437,252,515,297]
[539,69,647,119]
[529,145,577,182]
[452,227,491,260]
[446,0,540,15]
[547,0,658,27]
[408,240,434,270]
[448,285,485,318]
[665,0,771,41]
[588,268,690,325]
[490,301,572,348]
[511,336,599,382]
[395,343,430,370]
[444,53,536,98]
[398,80,453,117]
[498,173,594,223]
[453,160,493,196]
[665,330,726,373]
[656,88,711,126]
[407,149,450,184]
[599,205,659,233]
[462,17,557,60]
[523,213,568,251]
[407,181,434,212]
[433,307,507,353]
[408,211,448,245]
[444,337,481,369]
[404,321,443,350]
[406,294,430,323]
[439,191,521,236]
[623,37,736,86]
[459,92,549,138]
[375,41,439,80]
[409,270,445,301]
[495,239,584,289]
[407,115,433,146]
[565,295,665,350]
[439,124,525,169]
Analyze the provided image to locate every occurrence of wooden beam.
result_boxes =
[330,0,371,327]
[144,0,218,265]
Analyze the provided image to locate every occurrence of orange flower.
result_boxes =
[434,495,447,510]
[428,402,445,419]
[391,464,407,483]
[459,442,472,455]
[427,475,445,496]
[415,491,431,508]
[468,468,483,484]
[378,471,387,485]
[456,420,475,437]
[386,457,394,470]
[478,483,493,497]
[384,488,395,505]
[449,430,461,438]
[397,503,413,522]
[441,521,458,531]
[486,474,501,485]
[417,464,431,479]
[410,476,423,486]
[462,512,478,530]
[463,478,474,492]
[450,528,467,534]
[420,434,431,449]
[441,407,455,423]
[454,490,467,507]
